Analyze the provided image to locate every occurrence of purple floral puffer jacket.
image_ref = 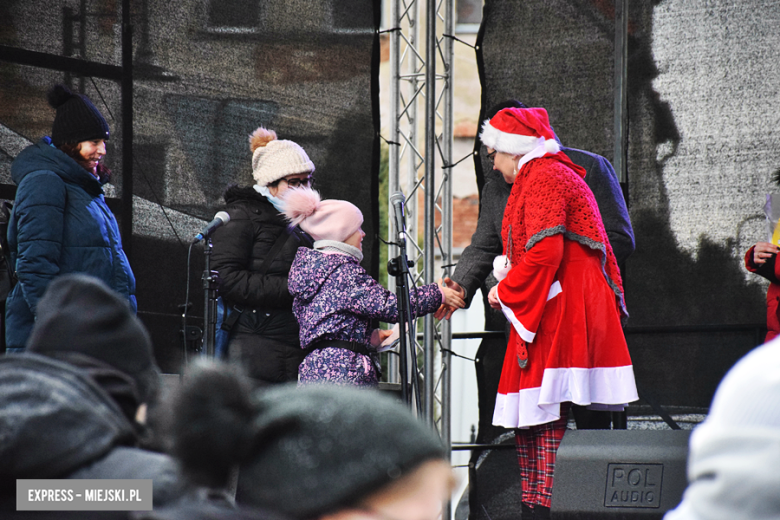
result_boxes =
[288,248,442,386]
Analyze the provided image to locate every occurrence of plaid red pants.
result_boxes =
[514,403,570,508]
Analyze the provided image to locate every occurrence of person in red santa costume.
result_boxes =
[482,107,639,520]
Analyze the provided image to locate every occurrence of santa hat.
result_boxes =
[249,127,315,187]
[281,187,363,243]
[479,107,560,156]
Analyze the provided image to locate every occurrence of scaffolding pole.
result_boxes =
[422,0,437,426]
[387,0,454,445]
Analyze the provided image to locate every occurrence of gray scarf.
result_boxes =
[314,240,363,262]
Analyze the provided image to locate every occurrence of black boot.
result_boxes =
[534,505,551,520]
[521,502,534,520]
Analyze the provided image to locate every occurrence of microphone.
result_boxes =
[191,211,230,244]
[390,191,406,244]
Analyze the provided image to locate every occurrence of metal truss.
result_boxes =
[387,0,454,454]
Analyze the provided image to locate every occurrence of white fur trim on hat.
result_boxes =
[517,140,560,171]
[252,139,315,187]
[480,119,560,156]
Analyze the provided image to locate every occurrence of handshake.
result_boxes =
[434,277,467,320]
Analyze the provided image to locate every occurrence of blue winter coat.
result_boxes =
[5,138,136,350]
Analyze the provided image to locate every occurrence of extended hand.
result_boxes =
[487,285,501,310]
[434,277,466,320]
[753,241,779,265]
[370,328,394,347]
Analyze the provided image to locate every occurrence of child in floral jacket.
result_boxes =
[282,187,464,386]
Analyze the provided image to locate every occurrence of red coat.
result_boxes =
[493,155,638,428]
[744,245,780,342]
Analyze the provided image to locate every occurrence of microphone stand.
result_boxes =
[201,238,219,358]
[388,231,421,413]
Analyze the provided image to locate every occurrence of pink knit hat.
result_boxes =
[281,187,363,243]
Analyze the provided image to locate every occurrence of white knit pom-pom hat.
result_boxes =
[249,127,315,187]
[479,107,560,157]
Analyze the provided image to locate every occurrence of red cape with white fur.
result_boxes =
[492,153,638,428]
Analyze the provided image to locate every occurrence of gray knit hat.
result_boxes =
[249,127,315,187]
[238,384,446,519]
[236,385,445,519]
[26,274,159,404]
[47,84,110,147]
[169,364,446,519]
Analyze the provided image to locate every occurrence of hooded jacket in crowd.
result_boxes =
[4,137,136,350]
[0,354,183,518]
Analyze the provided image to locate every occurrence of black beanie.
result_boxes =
[47,84,110,147]
[26,274,159,403]
[235,384,447,519]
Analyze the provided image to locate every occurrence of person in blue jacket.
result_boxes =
[4,84,136,352]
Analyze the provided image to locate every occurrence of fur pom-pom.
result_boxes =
[249,127,277,153]
[169,360,255,489]
[47,84,74,110]
[280,187,321,227]
[492,255,511,282]
[544,138,560,154]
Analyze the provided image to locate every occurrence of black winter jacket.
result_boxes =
[210,186,313,342]
[0,354,184,516]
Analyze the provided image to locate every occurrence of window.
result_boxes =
[456,0,482,33]
[208,0,260,29]
[205,0,372,35]
[332,0,373,31]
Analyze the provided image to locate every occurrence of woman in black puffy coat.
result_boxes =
[210,127,314,384]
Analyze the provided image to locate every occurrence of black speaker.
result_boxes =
[551,430,691,519]
[468,438,523,520]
